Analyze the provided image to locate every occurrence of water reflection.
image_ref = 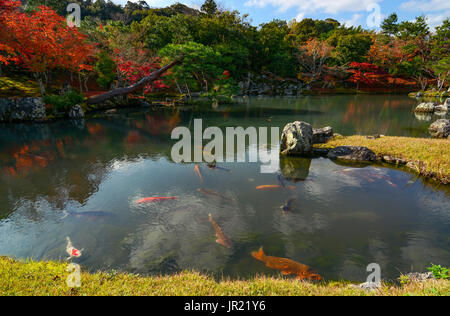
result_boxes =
[0,96,449,281]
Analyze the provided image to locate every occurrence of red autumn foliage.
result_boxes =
[114,49,169,94]
[347,62,387,87]
[0,0,95,73]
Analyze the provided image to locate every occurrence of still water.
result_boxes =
[0,95,448,281]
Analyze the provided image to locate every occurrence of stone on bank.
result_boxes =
[429,119,450,139]
[280,121,313,156]
[0,97,46,122]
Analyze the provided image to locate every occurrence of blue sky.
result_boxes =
[113,0,450,29]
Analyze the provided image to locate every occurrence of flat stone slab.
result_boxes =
[327,146,377,162]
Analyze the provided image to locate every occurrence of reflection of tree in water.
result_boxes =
[0,112,183,220]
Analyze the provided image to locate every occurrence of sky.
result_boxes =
[112,0,450,29]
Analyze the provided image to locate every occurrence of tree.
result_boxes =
[159,42,222,97]
[0,1,96,95]
[258,20,296,77]
[201,0,218,16]
[347,62,383,90]
[429,18,450,90]
[333,33,373,65]
[431,57,450,91]
[398,56,429,90]
[115,49,168,94]
[297,39,332,85]
[95,52,117,89]
[87,58,181,104]
[381,13,399,36]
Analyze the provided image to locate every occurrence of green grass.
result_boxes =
[316,135,450,184]
[0,257,449,296]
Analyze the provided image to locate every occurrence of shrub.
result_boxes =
[44,90,85,114]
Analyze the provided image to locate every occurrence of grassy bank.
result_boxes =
[316,136,450,184]
[0,257,448,296]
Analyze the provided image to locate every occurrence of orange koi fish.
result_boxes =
[251,247,322,281]
[256,185,295,191]
[136,197,178,204]
[66,237,82,260]
[209,214,232,249]
[194,165,204,182]
[198,188,236,203]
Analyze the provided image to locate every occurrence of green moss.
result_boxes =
[1,257,448,296]
[0,76,41,98]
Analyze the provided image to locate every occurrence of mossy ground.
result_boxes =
[0,76,41,98]
[0,257,448,296]
[316,135,450,184]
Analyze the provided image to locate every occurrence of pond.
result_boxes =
[0,95,448,282]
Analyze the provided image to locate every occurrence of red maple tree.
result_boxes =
[0,0,96,95]
[114,49,168,94]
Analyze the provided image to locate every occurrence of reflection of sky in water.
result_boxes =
[0,96,449,281]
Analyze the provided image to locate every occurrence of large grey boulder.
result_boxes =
[414,102,435,113]
[68,104,85,119]
[280,121,313,156]
[313,126,334,144]
[429,119,450,138]
[328,146,377,162]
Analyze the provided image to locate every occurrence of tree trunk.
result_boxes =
[87,59,182,105]
[34,73,46,96]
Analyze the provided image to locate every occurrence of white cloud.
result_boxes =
[344,13,363,27]
[400,0,450,12]
[244,0,383,15]
[400,1,450,29]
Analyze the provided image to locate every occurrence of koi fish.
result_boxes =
[277,174,287,188]
[251,247,321,281]
[197,188,236,203]
[208,214,232,249]
[66,237,82,260]
[194,165,203,182]
[385,180,397,188]
[280,198,297,214]
[62,210,115,220]
[136,197,178,204]
[207,163,231,173]
[256,185,295,191]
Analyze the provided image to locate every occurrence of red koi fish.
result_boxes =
[251,247,322,281]
[136,197,178,204]
[66,237,82,260]
[194,165,204,182]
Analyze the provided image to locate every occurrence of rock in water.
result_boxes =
[69,104,85,119]
[312,126,334,144]
[414,102,435,113]
[327,146,377,162]
[429,119,450,138]
[280,121,313,156]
